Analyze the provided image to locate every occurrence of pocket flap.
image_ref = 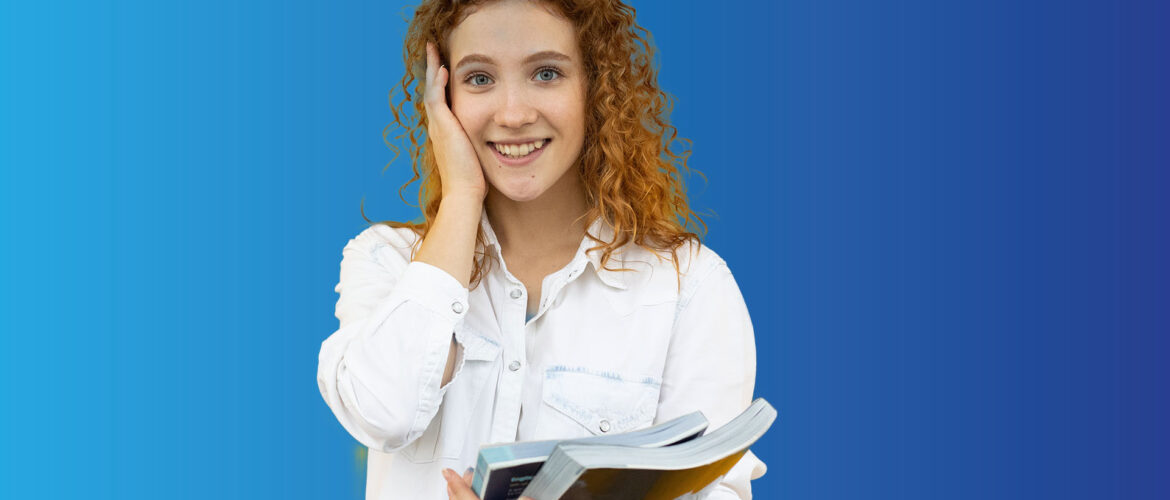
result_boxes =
[542,366,661,435]
[455,327,501,362]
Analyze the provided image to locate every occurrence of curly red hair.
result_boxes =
[365,0,707,287]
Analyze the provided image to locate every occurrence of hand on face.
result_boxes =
[442,0,588,204]
[425,41,488,201]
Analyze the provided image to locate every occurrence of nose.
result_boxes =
[493,84,538,129]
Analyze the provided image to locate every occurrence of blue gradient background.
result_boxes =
[2,0,1166,498]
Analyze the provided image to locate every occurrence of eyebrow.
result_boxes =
[453,50,572,72]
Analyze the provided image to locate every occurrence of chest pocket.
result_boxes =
[401,327,501,463]
[540,365,661,437]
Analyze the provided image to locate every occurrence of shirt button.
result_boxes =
[451,301,464,314]
[598,419,611,433]
[508,360,521,371]
[510,288,523,299]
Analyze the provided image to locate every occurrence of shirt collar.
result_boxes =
[479,210,628,290]
[580,216,629,290]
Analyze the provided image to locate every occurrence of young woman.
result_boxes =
[317,1,765,498]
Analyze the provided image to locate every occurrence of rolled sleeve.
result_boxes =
[382,260,470,320]
[318,227,473,454]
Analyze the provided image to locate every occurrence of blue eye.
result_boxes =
[535,67,561,82]
[467,73,492,86]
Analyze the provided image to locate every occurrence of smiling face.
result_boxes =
[446,0,587,203]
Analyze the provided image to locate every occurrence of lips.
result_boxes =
[487,138,550,166]
[488,138,551,158]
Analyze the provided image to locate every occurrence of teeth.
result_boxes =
[493,140,547,158]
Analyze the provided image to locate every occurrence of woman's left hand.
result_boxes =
[442,468,534,500]
[442,468,481,500]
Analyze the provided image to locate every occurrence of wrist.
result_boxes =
[442,186,487,204]
[435,191,484,224]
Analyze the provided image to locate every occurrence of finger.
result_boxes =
[436,64,450,106]
[425,42,439,110]
[462,467,473,484]
[424,42,449,110]
[442,469,458,498]
[442,468,477,499]
[425,41,436,88]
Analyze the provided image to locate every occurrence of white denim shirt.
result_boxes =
[317,212,766,499]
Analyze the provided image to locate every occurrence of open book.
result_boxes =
[472,398,776,500]
[472,412,710,500]
[522,398,776,500]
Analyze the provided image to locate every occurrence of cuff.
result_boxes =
[390,260,471,321]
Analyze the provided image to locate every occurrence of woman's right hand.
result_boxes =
[425,41,487,201]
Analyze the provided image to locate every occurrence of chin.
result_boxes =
[491,177,549,202]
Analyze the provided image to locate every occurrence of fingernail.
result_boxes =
[465,467,474,475]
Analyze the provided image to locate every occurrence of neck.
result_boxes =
[485,172,590,255]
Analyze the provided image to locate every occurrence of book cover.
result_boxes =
[472,412,709,500]
[521,398,777,500]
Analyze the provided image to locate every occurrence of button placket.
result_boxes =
[543,265,585,314]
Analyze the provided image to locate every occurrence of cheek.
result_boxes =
[449,97,485,136]
[550,96,587,140]
[567,90,588,137]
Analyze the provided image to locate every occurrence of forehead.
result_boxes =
[447,0,580,64]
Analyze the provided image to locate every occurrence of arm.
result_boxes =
[656,254,768,499]
[316,217,475,454]
[416,194,483,389]
[414,37,490,390]
[317,40,489,454]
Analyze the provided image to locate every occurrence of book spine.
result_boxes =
[472,453,489,495]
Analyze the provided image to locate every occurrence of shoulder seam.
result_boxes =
[672,255,729,330]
